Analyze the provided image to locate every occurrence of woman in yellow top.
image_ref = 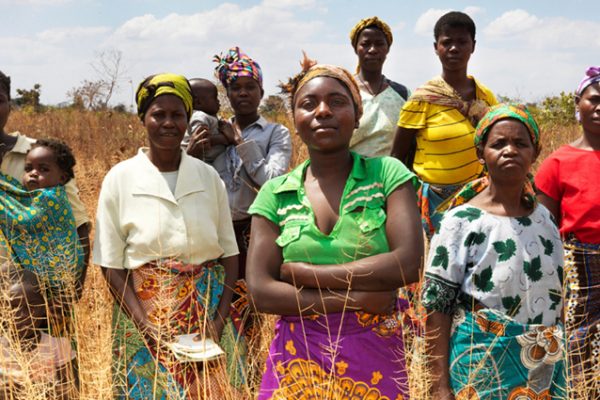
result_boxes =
[391,11,497,237]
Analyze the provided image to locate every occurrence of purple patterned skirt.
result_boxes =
[258,306,409,400]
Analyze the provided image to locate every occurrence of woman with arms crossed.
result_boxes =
[247,57,423,399]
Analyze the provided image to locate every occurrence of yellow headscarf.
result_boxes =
[349,16,393,49]
[135,73,193,121]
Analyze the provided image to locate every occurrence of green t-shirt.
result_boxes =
[249,152,418,264]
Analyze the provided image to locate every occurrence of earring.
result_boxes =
[478,159,485,165]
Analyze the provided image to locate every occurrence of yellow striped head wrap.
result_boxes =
[349,16,393,49]
[136,73,193,121]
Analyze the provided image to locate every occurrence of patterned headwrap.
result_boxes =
[442,104,540,211]
[576,66,600,96]
[474,103,540,151]
[349,16,393,48]
[136,73,193,122]
[280,52,363,120]
[214,47,263,89]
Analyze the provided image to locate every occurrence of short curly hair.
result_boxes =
[31,138,76,181]
[434,11,476,41]
[0,70,10,100]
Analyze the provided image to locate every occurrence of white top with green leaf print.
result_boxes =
[422,204,563,326]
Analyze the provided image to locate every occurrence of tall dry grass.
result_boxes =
[4,107,582,399]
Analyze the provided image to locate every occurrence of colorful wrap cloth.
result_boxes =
[135,73,193,121]
[563,237,600,397]
[442,104,541,213]
[0,172,84,295]
[448,306,566,399]
[111,259,246,399]
[214,47,263,88]
[349,16,393,48]
[409,77,491,128]
[258,300,410,400]
[417,182,463,237]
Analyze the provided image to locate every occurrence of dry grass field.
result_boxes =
[3,107,582,399]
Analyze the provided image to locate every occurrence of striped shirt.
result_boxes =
[397,78,497,185]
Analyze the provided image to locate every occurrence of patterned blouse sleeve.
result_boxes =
[421,208,471,314]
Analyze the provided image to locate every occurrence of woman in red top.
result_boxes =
[536,66,600,397]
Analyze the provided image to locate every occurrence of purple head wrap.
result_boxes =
[576,66,600,96]
[575,66,600,121]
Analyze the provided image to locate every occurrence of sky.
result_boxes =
[2,0,599,107]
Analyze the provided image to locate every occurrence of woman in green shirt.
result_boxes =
[246,57,423,399]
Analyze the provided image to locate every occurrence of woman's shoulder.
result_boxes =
[470,76,498,104]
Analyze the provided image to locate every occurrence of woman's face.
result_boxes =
[576,82,600,136]
[480,119,537,182]
[434,26,475,72]
[0,90,10,133]
[143,94,188,153]
[355,28,390,73]
[227,76,263,117]
[293,76,358,153]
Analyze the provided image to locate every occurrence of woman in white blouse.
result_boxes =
[93,73,244,399]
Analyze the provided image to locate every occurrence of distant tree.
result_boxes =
[112,103,129,113]
[67,80,107,110]
[67,49,126,110]
[260,94,288,116]
[538,91,577,126]
[14,84,42,111]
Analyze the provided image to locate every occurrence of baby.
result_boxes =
[0,138,85,298]
[182,78,235,162]
[0,268,76,398]
[22,138,75,191]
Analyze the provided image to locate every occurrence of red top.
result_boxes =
[535,145,600,243]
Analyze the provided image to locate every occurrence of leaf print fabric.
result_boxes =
[493,239,516,262]
[422,204,564,326]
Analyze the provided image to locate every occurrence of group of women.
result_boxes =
[1,8,599,400]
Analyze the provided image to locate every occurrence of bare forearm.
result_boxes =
[74,223,90,301]
[283,251,420,291]
[214,255,238,323]
[390,127,416,162]
[250,278,364,316]
[101,267,146,328]
[426,311,453,394]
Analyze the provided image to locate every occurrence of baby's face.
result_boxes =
[22,146,67,190]
[194,85,220,116]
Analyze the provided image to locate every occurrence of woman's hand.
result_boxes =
[280,262,308,284]
[186,125,211,158]
[218,120,241,145]
[193,317,225,343]
[352,290,397,315]
[431,385,456,400]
